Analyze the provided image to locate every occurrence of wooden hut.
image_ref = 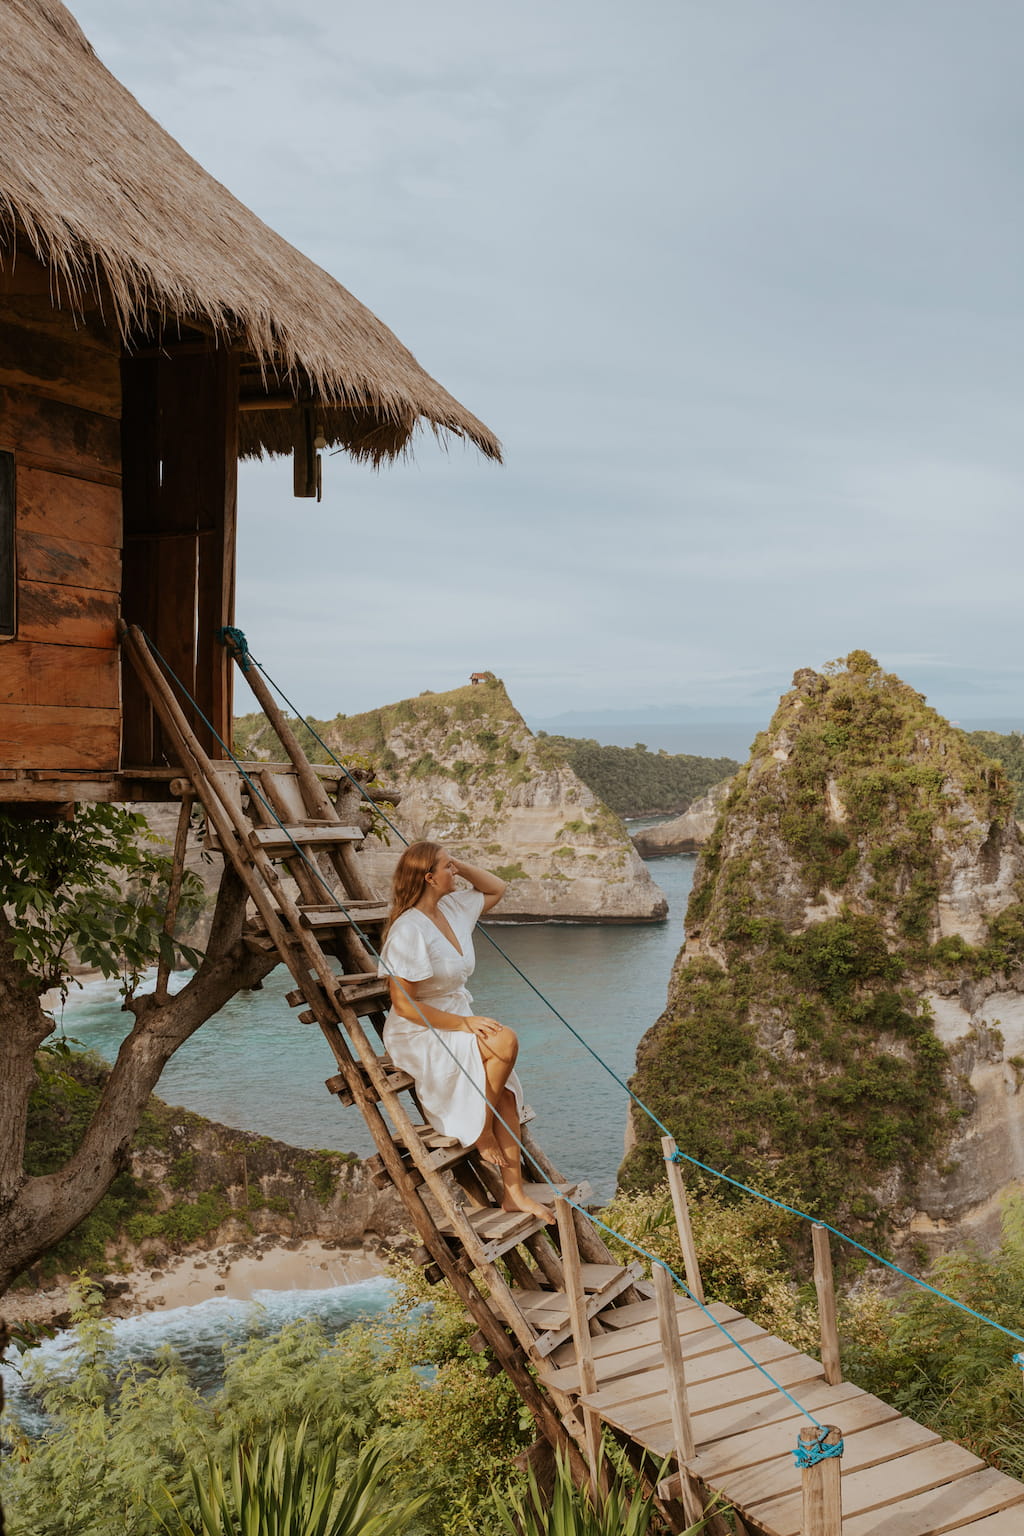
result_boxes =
[0,0,500,807]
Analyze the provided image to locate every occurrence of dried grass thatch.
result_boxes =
[0,0,501,464]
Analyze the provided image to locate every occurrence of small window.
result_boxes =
[0,451,13,640]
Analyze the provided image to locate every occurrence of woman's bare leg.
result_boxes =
[492,1087,554,1224]
[474,1026,519,1168]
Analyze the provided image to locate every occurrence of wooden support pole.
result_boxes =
[555,1195,603,1496]
[661,1135,705,1305]
[799,1425,843,1536]
[154,788,193,1004]
[652,1261,703,1529]
[812,1224,842,1386]
[219,632,376,903]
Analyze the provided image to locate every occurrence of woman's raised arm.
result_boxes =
[451,858,506,913]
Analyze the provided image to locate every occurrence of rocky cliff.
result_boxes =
[621,652,1024,1259]
[19,1049,404,1295]
[630,778,733,857]
[238,678,667,922]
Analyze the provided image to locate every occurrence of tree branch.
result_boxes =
[0,865,278,1292]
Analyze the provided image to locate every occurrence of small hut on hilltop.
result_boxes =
[0,0,500,805]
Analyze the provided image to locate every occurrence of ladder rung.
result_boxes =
[335,977,390,1013]
[296,902,389,929]
[436,1204,549,1262]
[524,1261,645,1359]
[249,824,364,854]
[285,973,378,1008]
[366,1138,474,1189]
[325,1060,415,1105]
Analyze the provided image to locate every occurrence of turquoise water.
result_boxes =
[3,1278,398,1433]
[58,854,695,1205]
[5,853,695,1417]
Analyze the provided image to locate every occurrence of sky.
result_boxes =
[72,0,1024,736]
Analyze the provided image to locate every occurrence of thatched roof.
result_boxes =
[0,0,501,464]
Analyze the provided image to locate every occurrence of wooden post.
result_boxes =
[799,1425,842,1536]
[652,1260,703,1528]
[812,1224,842,1386]
[661,1136,705,1304]
[153,789,194,1004]
[555,1195,602,1496]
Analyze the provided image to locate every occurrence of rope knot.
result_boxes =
[793,1427,844,1468]
[217,626,253,673]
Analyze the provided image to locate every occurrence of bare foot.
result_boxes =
[501,1191,556,1225]
[475,1136,506,1169]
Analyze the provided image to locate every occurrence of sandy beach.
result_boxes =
[5,1236,388,1328]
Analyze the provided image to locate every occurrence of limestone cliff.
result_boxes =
[621,652,1024,1258]
[630,778,733,857]
[300,678,667,922]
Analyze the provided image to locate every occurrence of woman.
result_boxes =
[378,841,552,1224]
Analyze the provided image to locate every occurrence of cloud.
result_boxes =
[70,0,1024,725]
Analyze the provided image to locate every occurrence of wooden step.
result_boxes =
[249,823,365,856]
[366,1139,473,1189]
[286,973,389,1013]
[296,902,389,929]
[516,1260,644,1358]
[436,1203,551,1263]
[325,1057,415,1105]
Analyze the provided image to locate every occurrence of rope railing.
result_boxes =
[214,627,1024,1354]
[133,626,832,1433]
[127,624,1024,1466]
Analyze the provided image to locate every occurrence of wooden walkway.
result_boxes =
[537,1289,1024,1534]
[124,622,1024,1536]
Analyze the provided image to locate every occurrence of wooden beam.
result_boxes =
[653,1261,703,1528]
[812,1225,842,1387]
[798,1425,842,1536]
[662,1136,705,1305]
[556,1195,602,1494]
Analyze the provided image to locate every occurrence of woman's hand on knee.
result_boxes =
[466,1015,503,1040]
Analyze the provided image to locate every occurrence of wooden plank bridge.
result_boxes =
[123,623,1024,1536]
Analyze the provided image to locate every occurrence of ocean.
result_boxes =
[4,848,695,1412]
[57,851,696,1204]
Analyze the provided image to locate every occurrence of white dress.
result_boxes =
[378,888,525,1146]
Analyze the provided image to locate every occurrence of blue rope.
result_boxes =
[147,628,827,1433]
[216,625,253,672]
[793,1428,844,1468]
[211,630,1024,1355]
[215,631,680,1128]
[665,1151,1024,1347]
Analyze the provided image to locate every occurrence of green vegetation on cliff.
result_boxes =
[234,675,525,788]
[622,652,1024,1237]
[966,729,1024,816]
[19,1046,357,1282]
[536,735,738,817]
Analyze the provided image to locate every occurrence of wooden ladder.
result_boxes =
[121,624,650,1483]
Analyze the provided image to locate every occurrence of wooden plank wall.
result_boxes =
[0,250,122,773]
[121,346,238,764]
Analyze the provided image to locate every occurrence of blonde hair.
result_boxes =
[385,841,444,935]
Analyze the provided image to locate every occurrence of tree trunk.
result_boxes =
[0,865,277,1296]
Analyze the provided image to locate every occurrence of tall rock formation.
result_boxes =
[630,778,733,856]
[237,678,667,922]
[621,652,1024,1258]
